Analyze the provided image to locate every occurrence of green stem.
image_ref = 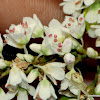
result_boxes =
[35,52,43,63]
[0,68,10,79]
[25,66,33,74]
[80,38,84,47]
[23,45,28,54]
[67,63,74,70]
[86,66,99,95]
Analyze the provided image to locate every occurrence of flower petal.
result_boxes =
[6,90,18,99]
[50,85,57,99]
[88,29,96,38]
[97,8,100,23]
[27,69,38,83]
[17,89,28,100]
[62,38,72,53]
[69,86,79,95]
[19,81,29,90]
[91,25,100,29]
[20,70,27,82]
[46,62,66,68]
[85,10,97,23]
[8,66,22,86]
[61,79,69,90]
[0,88,8,100]
[95,29,100,37]
[62,1,75,14]
[4,34,23,49]
[47,75,57,85]
[96,37,100,47]
[32,14,44,38]
[49,19,62,29]
[33,14,43,29]
[39,80,51,100]
[72,10,82,18]
[75,0,83,8]
[84,0,95,6]
[33,84,40,99]
[44,65,65,80]
[27,86,35,96]
[23,17,36,30]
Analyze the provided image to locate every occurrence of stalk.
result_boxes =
[25,66,33,74]
[0,68,10,79]
[23,45,28,54]
[86,66,100,95]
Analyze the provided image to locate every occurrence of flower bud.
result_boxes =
[0,59,7,69]
[86,47,98,58]
[17,53,24,60]
[63,53,75,65]
[29,43,41,54]
[24,54,34,63]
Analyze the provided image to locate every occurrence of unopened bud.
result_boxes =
[63,53,75,65]
[86,47,98,58]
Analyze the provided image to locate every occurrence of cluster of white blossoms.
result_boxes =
[0,0,100,100]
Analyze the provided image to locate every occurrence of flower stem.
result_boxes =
[80,38,84,47]
[23,45,28,54]
[35,52,43,63]
[0,68,10,79]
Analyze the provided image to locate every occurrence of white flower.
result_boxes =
[44,19,69,43]
[35,62,66,85]
[30,35,72,56]
[0,87,8,100]
[60,0,94,18]
[23,14,44,38]
[88,25,100,47]
[85,2,100,23]
[5,62,27,87]
[30,34,64,56]
[86,47,98,58]
[33,76,57,100]
[4,24,33,49]
[60,67,84,96]
[6,81,35,100]
[0,59,7,69]
[27,68,39,83]
[62,14,85,39]
[30,19,73,56]
[63,53,75,65]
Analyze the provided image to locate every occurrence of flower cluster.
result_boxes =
[0,0,100,100]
